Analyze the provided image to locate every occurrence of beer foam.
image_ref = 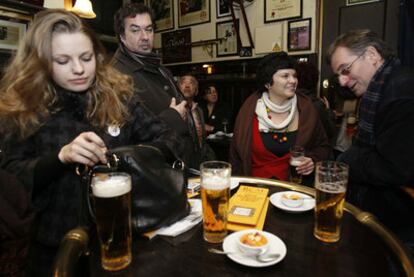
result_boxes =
[347,117,356,124]
[290,159,302,166]
[316,182,346,193]
[201,176,230,190]
[92,175,131,198]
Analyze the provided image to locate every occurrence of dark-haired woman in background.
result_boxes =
[200,85,232,134]
[230,52,331,182]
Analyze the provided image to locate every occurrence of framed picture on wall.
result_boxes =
[346,0,380,6]
[146,0,174,32]
[178,0,211,28]
[0,19,27,51]
[216,0,231,18]
[161,28,192,64]
[288,18,311,51]
[264,0,302,23]
[216,19,240,57]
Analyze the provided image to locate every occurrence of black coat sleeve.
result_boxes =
[339,98,414,188]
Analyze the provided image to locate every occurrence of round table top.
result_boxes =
[77,177,414,276]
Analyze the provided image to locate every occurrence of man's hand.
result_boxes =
[170,97,188,121]
[58,132,107,167]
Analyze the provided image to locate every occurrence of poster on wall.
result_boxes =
[288,18,311,51]
[146,0,174,32]
[346,0,380,6]
[216,19,240,57]
[161,28,191,64]
[216,0,231,18]
[178,0,211,28]
[264,0,302,23]
[0,19,27,51]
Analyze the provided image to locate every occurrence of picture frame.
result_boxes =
[145,0,174,32]
[346,0,380,6]
[288,18,311,52]
[216,0,231,18]
[216,19,240,57]
[178,0,210,28]
[0,19,27,52]
[161,28,192,64]
[264,0,302,23]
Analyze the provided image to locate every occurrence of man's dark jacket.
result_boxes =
[112,48,202,168]
[339,65,414,245]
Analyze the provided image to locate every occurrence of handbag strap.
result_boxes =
[76,165,96,225]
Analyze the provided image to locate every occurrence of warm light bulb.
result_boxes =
[71,0,96,19]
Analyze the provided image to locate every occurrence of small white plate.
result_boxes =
[222,229,287,267]
[270,191,315,213]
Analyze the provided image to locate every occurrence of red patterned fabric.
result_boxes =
[251,116,290,180]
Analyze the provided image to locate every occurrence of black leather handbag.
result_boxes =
[81,144,190,234]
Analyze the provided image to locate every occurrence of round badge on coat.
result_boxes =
[107,124,120,137]
[212,115,216,119]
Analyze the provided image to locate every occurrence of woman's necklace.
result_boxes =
[266,107,289,143]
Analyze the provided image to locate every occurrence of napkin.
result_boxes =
[153,199,202,238]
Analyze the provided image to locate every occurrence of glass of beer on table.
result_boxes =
[92,172,132,271]
[289,145,305,184]
[346,113,357,137]
[200,161,231,243]
[314,161,349,243]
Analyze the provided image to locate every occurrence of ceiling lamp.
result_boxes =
[71,0,96,19]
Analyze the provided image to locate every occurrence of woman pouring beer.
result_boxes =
[0,9,182,275]
[230,52,331,183]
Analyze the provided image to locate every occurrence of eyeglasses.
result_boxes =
[336,51,365,78]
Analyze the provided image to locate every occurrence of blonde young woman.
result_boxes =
[0,9,181,275]
[230,52,331,182]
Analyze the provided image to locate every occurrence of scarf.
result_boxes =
[120,43,162,67]
[355,57,400,146]
[255,92,297,132]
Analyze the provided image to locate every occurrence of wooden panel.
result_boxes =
[339,1,385,37]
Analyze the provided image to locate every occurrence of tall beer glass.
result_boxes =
[200,161,231,243]
[346,113,357,137]
[92,172,132,271]
[289,145,305,184]
[314,161,348,243]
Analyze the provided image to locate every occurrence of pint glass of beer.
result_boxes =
[314,161,349,243]
[92,172,132,271]
[289,145,305,184]
[200,161,231,243]
[346,113,357,137]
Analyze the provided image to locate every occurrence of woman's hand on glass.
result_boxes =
[295,157,314,176]
[205,124,214,133]
[58,132,107,166]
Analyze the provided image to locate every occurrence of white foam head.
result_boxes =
[92,174,131,198]
[290,159,302,166]
[201,175,230,190]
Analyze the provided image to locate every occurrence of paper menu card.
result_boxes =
[227,185,269,226]
[227,197,269,232]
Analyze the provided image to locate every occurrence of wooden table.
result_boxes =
[55,177,414,277]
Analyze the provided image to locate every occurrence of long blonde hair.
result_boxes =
[0,9,134,140]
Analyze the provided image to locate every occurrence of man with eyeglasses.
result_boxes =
[328,29,414,253]
[112,3,201,168]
